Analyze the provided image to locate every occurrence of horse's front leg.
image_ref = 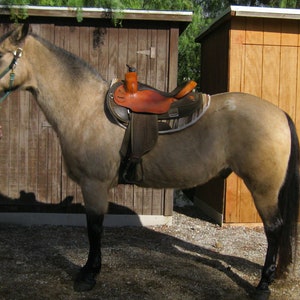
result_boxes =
[74,179,109,292]
[74,212,104,292]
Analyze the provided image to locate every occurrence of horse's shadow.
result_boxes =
[0,191,264,299]
[49,208,263,299]
[0,190,84,213]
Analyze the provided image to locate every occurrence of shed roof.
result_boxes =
[0,5,193,31]
[196,5,300,42]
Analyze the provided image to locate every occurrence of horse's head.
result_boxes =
[0,24,32,96]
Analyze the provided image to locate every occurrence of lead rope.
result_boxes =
[0,73,16,103]
[0,48,23,103]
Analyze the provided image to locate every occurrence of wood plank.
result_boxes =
[142,188,153,215]
[261,45,280,105]
[127,28,138,74]
[107,28,119,80]
[245,17,263,45]
[224,174,240,223]
[0,14,12,199]
[137,28,148,83]
[80,27,90,62]
[228,19,245,91]
[279,46,298,118]
[151,189,163,215]
[156,30,168,91]
[168,28,179,91]
[117,28,129,79]
[163,189,173,216]
[124,185,134,211]
[230,17,246,45]
[88,27,99,71]
[149,29,158,87]
[27,97,39,197]
[295,40,300,136]
[8,93,20,199]
[281,19,298,46]
[133,186,143,214]
[113,185,126,208]
[242,44,263,97]
[0,98,10,196]
[18,92,29,194]
[97,27,109,80]
[263,19,281,45]
[239,180,258,223]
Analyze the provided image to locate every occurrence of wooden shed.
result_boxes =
[196,6,300,224]
[0,6,192,226]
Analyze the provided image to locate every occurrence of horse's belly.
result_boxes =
[140,142,226,189]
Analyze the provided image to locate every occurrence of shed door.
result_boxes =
[226,17,300,223]
[0,23,174,216]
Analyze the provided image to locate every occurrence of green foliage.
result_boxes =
[2,0,300,83]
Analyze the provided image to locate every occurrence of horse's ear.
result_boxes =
[10,24,30,45]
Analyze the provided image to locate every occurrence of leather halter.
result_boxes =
[0,48,23,103]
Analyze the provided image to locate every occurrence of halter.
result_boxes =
[0,48,23,103]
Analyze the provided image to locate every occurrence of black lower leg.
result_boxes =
[74,213,104,292]
[257,216,283,292]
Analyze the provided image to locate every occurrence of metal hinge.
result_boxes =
[137,47,156,59]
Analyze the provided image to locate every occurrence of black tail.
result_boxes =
[277,113,300,275]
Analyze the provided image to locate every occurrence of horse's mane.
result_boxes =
[0,29,13,43]
[30,33,105,82]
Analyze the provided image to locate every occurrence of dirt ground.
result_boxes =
[0,206,299,300]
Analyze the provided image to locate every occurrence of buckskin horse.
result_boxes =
[0,24,299,297]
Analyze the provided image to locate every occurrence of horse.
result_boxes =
[0,24,299,297]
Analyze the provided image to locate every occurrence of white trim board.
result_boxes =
[0,213,172,227]
[194,196,223,226]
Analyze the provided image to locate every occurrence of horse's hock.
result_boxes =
[0,6,192,226]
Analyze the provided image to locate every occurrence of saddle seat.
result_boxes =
[113,71,197,114]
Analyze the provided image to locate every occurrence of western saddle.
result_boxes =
[106,65,210,184]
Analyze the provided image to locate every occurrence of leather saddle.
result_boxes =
[113,67,197,114]
[105,66,210,184]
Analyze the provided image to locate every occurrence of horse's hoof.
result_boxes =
[253,283,271,300]
[74,271,97,292]
[252,290,271,300]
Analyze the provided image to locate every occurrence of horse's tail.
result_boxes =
[277,113,299,275]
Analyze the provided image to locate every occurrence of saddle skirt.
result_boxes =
[106,79,211,134]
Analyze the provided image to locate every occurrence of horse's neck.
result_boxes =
[26,36,109,133]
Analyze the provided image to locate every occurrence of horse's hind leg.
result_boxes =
[74,179,109,292]
[256,206,283,293]
[254,114,300,295]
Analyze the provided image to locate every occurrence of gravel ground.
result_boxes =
[0,205,299,300]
